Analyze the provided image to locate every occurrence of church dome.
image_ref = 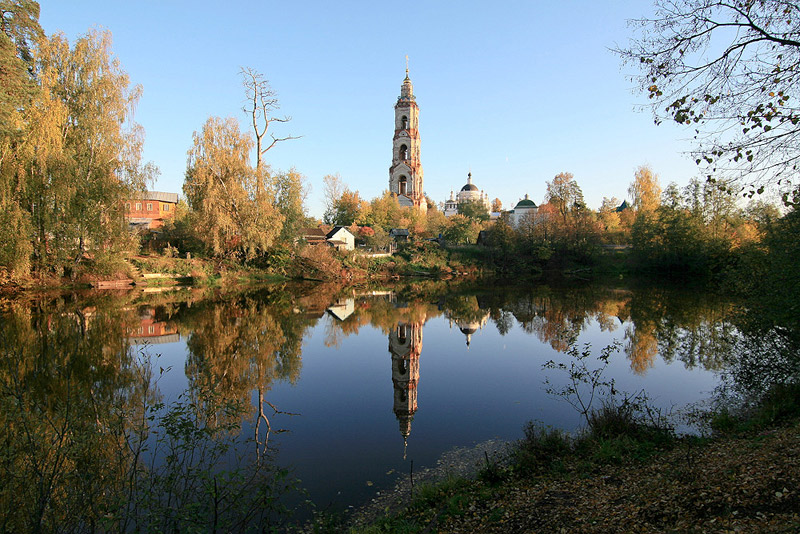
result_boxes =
[515,194,537,209]
[460,172,479,192]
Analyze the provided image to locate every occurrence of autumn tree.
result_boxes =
[599,196,623,243]
[545,172,584,224]
[628,165,661,213]
[1,28,151,277]
[0,0,42,139]
[617,0,800,196]
[357,191,400,229]
[328,189,362,226]
[184,116,283,259]
[0,0,39,276]
[491,198,502,212]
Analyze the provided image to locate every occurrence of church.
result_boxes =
[389,66,427,212]
[442,172,491,217]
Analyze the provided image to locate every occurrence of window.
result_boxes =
[398,324,408,344]
[163,203,170,212]
[146,203,153,211]
[399,176,408,195]
[401,115,408,129]
[148,325,155,334]
[135,202,142,211]
[399,144,408,161]
[126,202,131,211]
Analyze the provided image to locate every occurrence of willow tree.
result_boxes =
[184,116,284,259]
[0,0,42,277]
[32,30,148,270]
[1,24,149,277]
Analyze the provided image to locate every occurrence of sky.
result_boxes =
[39,1,703,218]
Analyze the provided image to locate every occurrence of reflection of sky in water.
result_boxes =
[134,303,720,511]
[0,286,732,523]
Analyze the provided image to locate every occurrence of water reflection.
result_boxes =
[128,306,179,344]
[0,281,761,528]
[389,319,423,457]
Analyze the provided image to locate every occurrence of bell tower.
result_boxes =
[389,59,426,212]
[389,320,423,458]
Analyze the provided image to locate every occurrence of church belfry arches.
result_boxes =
[389,61,426,213]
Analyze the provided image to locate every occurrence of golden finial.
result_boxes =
[405,55,409,76]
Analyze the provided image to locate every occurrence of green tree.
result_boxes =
[617,0,800,194]
[457,198,490,221]
[443,214,481,244]
[184,116,283,259]
[273,167,308,242]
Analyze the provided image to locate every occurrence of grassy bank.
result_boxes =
[327,384,800,534]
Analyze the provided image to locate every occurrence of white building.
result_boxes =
[326,226,355,251]
[506,194,539,228]
[442,172,491,217]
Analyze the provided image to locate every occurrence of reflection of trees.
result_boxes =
[181,292,308,429]
[625,322,658,375]
[480,286,632,352]
[627,289,738,373]
[449,285,737,376]
[0,297,148,531]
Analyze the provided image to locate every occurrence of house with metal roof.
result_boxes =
[125,191,179,230]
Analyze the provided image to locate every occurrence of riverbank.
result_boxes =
[0,241,493,294]
[339,388,800,533]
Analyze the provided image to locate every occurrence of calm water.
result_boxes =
[0,280,738,523]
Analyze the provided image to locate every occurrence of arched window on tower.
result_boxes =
[398,324,408,344]
[399,176,408,196]
[401,115,408,130]
[399,144,408,161]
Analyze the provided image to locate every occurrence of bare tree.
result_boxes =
[240,67,299,172]
[616,1,800,198]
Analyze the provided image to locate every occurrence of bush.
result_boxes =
[513,422,572,475]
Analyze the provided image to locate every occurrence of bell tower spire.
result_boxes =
[389,60,426,212]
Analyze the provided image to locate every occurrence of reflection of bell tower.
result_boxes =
[389,59,426,213]
[389,321,423,458]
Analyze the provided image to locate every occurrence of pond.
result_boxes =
[0,280,741,529]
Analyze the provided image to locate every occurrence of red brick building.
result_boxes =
[125,191,179,230]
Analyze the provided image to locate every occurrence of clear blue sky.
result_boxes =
[40,1,701,218]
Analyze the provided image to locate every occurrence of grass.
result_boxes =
[711,382,800,435]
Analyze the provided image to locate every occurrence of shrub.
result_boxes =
[513,422,572,475]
